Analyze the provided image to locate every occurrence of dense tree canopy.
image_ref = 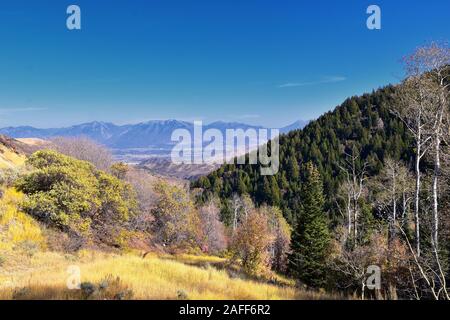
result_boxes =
[193,85,414,226]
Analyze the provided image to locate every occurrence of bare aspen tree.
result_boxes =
[50,136,114,171]
[400,168,414,224]
[229,193,255,233]
[198,199,227,254]
[230,193,242,233]
[125,168,159,231]
[393,43,450,299]
[399,225,449,300]
[241,194,255,219]
[339,180,354,237]
[339,148,368,246]
[412,43,450,250]
[393,51,437,256]
[373,158,412,236]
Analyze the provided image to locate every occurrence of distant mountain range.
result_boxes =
[0,120,308,151]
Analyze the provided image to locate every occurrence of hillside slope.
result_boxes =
[0,251,332,300]
[193,85,414,224]
[0,135,30,169]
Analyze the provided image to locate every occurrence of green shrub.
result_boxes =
[15,150,137,242]
[81,275,133,300]
[0,168,20,187]
[16,240,40,257]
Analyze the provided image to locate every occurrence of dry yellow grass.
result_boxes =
[0,251,333,300]
[0,145,26,169]
[0,188,46,252]
[0,187,334,300]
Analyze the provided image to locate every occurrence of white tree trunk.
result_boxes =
[414,140,421,257]
[432,134,440,250]
[347,194,352,237]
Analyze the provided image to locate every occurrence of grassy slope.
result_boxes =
[0,135,31,169]
[0,189,46,251]
[0,189,329,300]
[0,144,26,169]
[0,251,335,300]
[0,146,334,300]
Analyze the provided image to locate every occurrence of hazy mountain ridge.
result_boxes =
[0,120,307,149]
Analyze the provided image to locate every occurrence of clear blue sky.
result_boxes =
[0,0,449,128]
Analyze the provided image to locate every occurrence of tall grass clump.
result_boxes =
[0,188,46,253]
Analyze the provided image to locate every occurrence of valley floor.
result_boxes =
[0,251,333,300]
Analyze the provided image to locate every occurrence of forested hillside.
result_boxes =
[193,44,450,299]
[193,84,414,225]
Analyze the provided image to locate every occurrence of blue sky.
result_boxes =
[0,0,449,128]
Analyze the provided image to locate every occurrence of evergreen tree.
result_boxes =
[288,162,331,288]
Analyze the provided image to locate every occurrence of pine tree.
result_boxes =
[269,175,281,206]
[288,162,331,288]
[288,155,300,180]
